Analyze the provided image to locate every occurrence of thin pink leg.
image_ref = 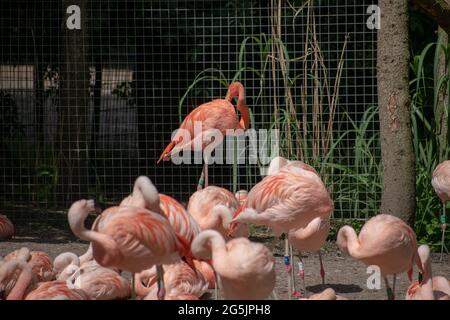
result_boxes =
[318,250,325,285]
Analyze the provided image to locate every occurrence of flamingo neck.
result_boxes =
[420,255,434,299]
[7,263,33,300]
[337,226,362,259]
[236,85,249,130]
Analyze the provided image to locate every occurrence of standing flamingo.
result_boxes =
[228,157,333,296]
[337,214,422,299]
[158,82,250,189]
[120,177,201,244]
[188,186,248,239]
[159,194,201,244]
[191,230,275,300]
[68,177,192,300]
[405,244,450,300]
[431,160,450,260]
[0,215,14,240]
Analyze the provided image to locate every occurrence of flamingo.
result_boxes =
[337,214,422,299]
[4,247,54,282]
[191,230,275,300]
[193,259,216,289]
[188,186,249,239]
[66,264,131,300]
[228,156,333,297]
[67,177,192,300]
[136,261,208,300]
[159,194,201,244]
[0,260,89,300]
[431,160,450,260]
[158,82,250,189]
[120,177,200,244]
[405,244,450,300]
[0,214,14,240]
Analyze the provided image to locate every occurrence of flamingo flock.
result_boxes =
[0,82,448,300]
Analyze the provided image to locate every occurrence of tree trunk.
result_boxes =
[378,0,416,225]
[55,0,90,205]
[435,27,449,163]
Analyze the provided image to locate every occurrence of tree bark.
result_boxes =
[435,27,449,163]
[411,0,450,34]
[55,0,90,205]
[378,0,416,225]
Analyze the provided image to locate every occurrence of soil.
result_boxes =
[1,228,448,300]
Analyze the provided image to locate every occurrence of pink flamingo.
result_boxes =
[0,215,14,240]
[431,160,450,260]
[120,177,200,244]
[337,214,423,299]
[67,264,131,300]
[158,82,250,189]
[5,247,54,282]
[68,177,192,300]
[191,230,275,300]
[228,157,333,296]
[188,186,248,239]
[406,244,450,300]
[53,248,120,281]
[0,260,90,300]
[159,194,201,244]
[193,259,216,289]
[136,261,208,300]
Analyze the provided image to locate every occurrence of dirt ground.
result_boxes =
[1,229,448,300]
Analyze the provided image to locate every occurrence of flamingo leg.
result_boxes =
[214,271,219,300]
[392,274,397,300]
[296,250,306,297]
[197,156,209,190]
[318,250,325,285]
[290,245,301,298]
[440,203,447,262]
[283,236,292,300]
[156,265,166,300]
[131,273,136,299]
[383,275,394,300]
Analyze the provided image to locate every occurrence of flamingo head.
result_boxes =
[225,82,244,101]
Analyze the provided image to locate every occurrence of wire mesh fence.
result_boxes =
[0,0,379,231]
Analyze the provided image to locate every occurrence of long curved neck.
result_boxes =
[236,85,249,130]
[211,205,233,229]
[337,226,363,259]
[7,262,33,300]
[192,230,228,264]
[134,176,161,214]
[420,253,435,299]
[68,201,121,267]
